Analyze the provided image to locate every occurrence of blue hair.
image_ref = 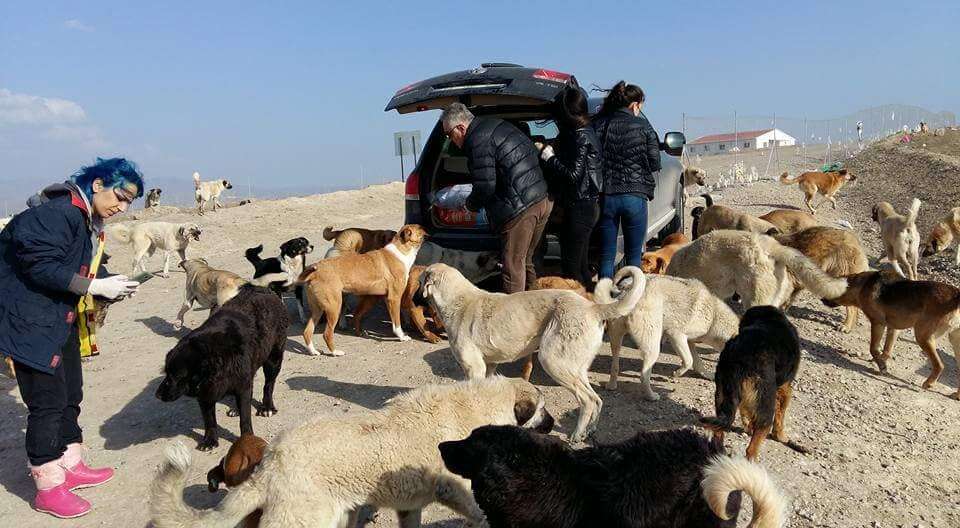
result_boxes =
[70,158,145,200]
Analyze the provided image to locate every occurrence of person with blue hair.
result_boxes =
[0,157,144,518]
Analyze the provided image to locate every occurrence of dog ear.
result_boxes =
[438,440,481,479]
[514,398,538,427]
[654,256,667,274]
[206,462,226,492]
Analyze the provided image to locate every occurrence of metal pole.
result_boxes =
[733,110,738,166]
[398,136,405,182]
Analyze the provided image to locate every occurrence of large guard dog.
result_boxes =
[109,221,202,278]
[150,377,554,528]
[175,258,248,330]
[759,209,818,235]
[873,198,922,280]
[595,270,739,400]
[194,171,233,215]
[156,286,288,451]
[420,263,646,442]
[780,169,856,214]
[922,206,960,265]
[440,426,786,528]
[692,196,780,239]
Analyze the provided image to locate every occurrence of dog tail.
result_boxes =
[779,171,799,185]
[591,266,646,320]
[700,193,714,208]
[768,242,847,299]
[906,198,921,226]
[108,224,132,244]
[322,226,340,241]
[702,456,787,528]
[150,442,263,528]
[245,244,264,266]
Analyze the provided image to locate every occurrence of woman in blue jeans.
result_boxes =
[591,81,661,278]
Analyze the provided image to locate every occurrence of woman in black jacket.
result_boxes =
[591,81,661,278]
[538,86,602,288]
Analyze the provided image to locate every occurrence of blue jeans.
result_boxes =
[598,193,648,279]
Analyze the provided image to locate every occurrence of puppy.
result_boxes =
[109,221,202,278]
[640,232,689,274]
[145,188,162,208]
[420,263,646,442]
[692,199,780,239]
[922,206,960,265]
[872,198,922,280]
[682,166,706,195]
[322,225,397,257]
[701,306,806,461]
[823,271,960,399]
[175,258,248,330]
[194,171,233,215]
[596,270,739,399]
[759,208,818,234]
[156,286,288,450]
[299,224,427,356]
[205,434,267,528]
[775,226,869,333]
[779,169,856,214]
[440,426,786,528]
[151,377,554,527]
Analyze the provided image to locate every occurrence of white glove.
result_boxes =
[88,275,139,300]
[540,145,555,161]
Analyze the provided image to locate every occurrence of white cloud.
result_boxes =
[64,19,95,32]
[0,87,111,151]
[0,88,87,125]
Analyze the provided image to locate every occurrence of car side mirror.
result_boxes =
[660,132,686,157]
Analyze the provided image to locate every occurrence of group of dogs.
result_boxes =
[88,166,960,527]
[141,171,234,215]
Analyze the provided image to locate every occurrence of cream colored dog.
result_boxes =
[420,263,646,442]
[595,271,739,401]
[175,258,247,330]
[666,230,847,309]
[922,206,960,265]
[759,209,819,235]
[194,171,233,215]
[109,221,202,278]
[692,203,780,239]
[872,198,921,280]
[150,377,554,528]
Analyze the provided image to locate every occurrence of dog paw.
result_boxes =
[226,409,239,417]
[161,273,170,279]
[196,439,219,451]
[605,380,618,391]
[642,391,661,402]
[425,334,442,344]
[398,335,411,342]
[172,321,183,330]
[671,367,689,379]
[330,349,346,357]
[306,345,321,356]
[256,408,277,417]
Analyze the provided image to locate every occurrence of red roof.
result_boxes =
[690,129,774,144]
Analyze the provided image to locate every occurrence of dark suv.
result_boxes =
[385,63,686,262]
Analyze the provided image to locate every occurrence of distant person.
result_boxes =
[0,158,143,519]
[856,121,863,142]
[591,81,661,278]
[536,86,602,288]
[441,102,552,293]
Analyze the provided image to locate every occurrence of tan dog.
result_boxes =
[109,221,202,278]
[519,276,594,382]
[681,166,706,195]
[193,171,233,215]
[322,226,397,257]
[872,198,922,280]
[775,226,869,333]
[922,206,960,266]
[759,209,818,234]
[175,258,247,330]
[691,196,779,238]
[299,224,427,356]
[640,232,690,274]
[353,264,446,344]
[779,169,856,214]
[823,271,960,400]
[206,434,267,528]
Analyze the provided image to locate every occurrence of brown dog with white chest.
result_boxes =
[353,264,446,344]
[322,226,397,257]
[641,233,690,274]
[299,224,427,356]
[780,169,856,214]
[206,433,267,528]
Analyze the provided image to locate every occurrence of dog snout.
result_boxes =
[155,378,181,402]
[534,410,555,434]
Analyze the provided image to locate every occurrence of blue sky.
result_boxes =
[1,1,957,210]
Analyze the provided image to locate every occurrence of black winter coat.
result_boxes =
[464,117,549,230]
[544,127,602,204]
[592,108,661,199]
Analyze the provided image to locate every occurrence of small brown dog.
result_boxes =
[353,265,446,343]
[640,233,690,274]
[759,209,818,235]
[922,206,960,266]
[780,169,856,214]
[323,226,397,257]
[823,271,960,399]
[206,433,267,528]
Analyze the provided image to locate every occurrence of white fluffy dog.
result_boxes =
[873,198,922,279]
[193,171,233,215]
[109,221,202,277]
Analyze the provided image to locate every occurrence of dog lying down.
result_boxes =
[150,377,553,528]
[440,425,786,528]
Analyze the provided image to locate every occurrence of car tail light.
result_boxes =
[405,172,419,200]
[532,69,571,83]
[394,82,421,97]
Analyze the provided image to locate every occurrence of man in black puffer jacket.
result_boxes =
[441,103,552,293]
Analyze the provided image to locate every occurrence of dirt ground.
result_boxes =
[2,138,960,527]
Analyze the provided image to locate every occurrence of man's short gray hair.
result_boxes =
[441,103,474,130]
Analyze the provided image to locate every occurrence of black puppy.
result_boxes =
[439,426,785,528]
[701,305,807,461]
[156,285,289,451]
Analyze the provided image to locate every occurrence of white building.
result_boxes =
[686,128,796,155]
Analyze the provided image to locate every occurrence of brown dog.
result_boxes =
[322,226,397,257]
[692,204,779,239]
[780,169,856,214]
[922,206,960,266]
[353,265,445,344]
[206,433,267,528]
[823,271,960,399]
[759,209,818,235]
[300,224,427,356]
[640,233,690,274]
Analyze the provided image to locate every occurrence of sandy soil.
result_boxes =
[2,138,960,527]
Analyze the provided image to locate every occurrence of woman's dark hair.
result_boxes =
[554,86,591,130]
[599,81,645,115]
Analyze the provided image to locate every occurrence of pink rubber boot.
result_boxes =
[30,460,91,519]
[61,443,114,490]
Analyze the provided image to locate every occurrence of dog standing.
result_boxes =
[872,198,922,280]
[245,237,314,321]
[175,258,248,330]
[109,221,202,278]
[145,188,162,208]
[922,206,960,265]
[194,171,233,215]
[759,208,818,234]
[701,306,807,461]
[780,169,856,214]
[322,225,397,257]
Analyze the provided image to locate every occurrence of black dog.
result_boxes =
[701,305,807,461]
[156,285,289,450]
[439,426,785,528]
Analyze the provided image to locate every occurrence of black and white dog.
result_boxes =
[245,237,313,320]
